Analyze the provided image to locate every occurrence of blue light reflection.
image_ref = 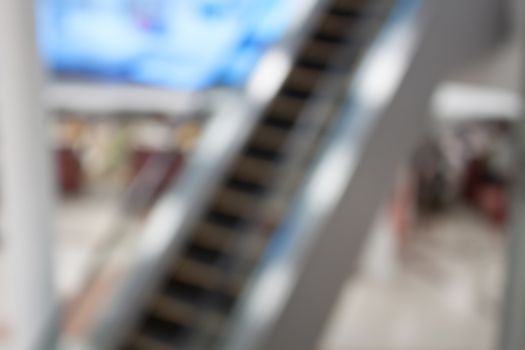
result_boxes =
[39,0,293,90]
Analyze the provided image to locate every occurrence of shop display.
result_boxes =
[409,121,513,225]
[54,115,202,211]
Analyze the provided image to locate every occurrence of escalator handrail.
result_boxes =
[219,0,444,349]
[83,0,335,348]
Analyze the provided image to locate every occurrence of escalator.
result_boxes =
[117,1,396,349]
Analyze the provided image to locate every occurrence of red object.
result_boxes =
[463,157,509,226]
[57,148,82,194]
[463,158,486,202]
[477,185,508,226]
[388,171,415,251]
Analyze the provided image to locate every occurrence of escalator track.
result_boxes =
[124,0,394,349]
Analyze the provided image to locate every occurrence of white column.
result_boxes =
[500,1,525,349]
[0,1,58,349]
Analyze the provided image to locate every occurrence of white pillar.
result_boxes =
[500,1,525,349]
[0,1,58,349]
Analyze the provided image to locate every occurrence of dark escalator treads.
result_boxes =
[186,242,228,265]
[123,0,394,348]
[137,315,191,348]
[206,209,246,229]
[226,177,267,195]
[263,115,296,130]
[243,145,282,162]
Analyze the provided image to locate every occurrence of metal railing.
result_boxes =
[81,0,333,348]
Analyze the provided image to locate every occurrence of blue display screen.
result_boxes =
[39,0,293,90]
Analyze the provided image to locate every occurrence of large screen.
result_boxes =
[39,0,293,90]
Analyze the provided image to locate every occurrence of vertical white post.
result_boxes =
[500,1,525,349]
[0,1,58,349]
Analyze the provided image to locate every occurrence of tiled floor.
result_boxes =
[320,206,507,350]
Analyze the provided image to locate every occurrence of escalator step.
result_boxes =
[313,30,347,44]
[127,334,176,350]
[262,115,295,130]
[204,290,236,314]
[330,6,363,17]
[211,187,258,218]
[296,58,332,71]
[137,315,191,348]
[186,242,228,265]
[163,279,203,304]
[206,209,246,229]
[283,66,323,94]
[301,39,340,66]
[151,294,197,327]
[192,222,235,253]
[226,177,267,195]
[243,145,281,162]
[250,124,290,154]
[230,155,275,187]
[164,276,236,314]
[332,0,370,13]
[267,95,306,121]
[172,257,225,291]
[171,257,244,297]
[318,13,358,41]
[280,87,313,100]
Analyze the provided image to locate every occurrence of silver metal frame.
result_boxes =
[222,0,506,349]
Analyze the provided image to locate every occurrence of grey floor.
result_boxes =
[321,206,506,350]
